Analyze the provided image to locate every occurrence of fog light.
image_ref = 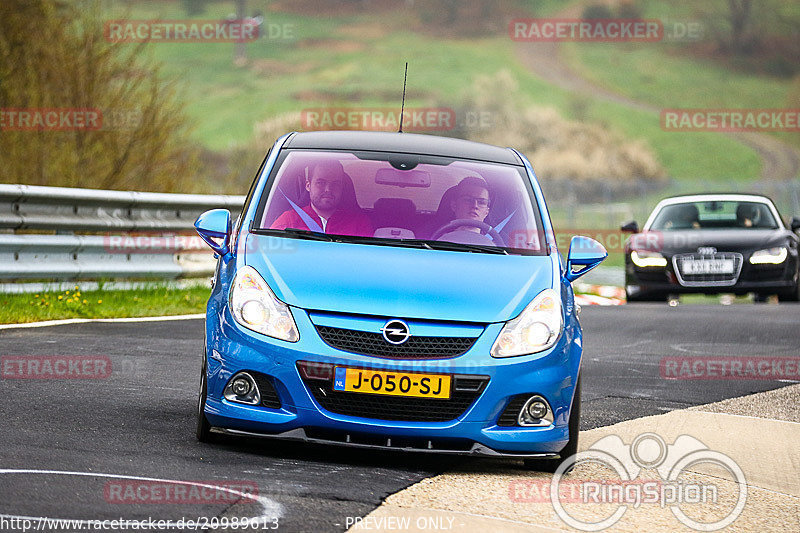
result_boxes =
[223,372,261,405]
[231,378,251,396]
[527,400,548,420]
[518,395,554,427]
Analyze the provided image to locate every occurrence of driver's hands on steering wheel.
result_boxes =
[431,219,505,247]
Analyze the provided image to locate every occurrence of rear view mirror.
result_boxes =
[791,216,800,232]
[620,220,639,233]
[564,236,607,282]
[195,209,231,256]
[375,168,431,188]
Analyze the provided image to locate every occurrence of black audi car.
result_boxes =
[621,194,800,302]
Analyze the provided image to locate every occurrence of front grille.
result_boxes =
[673,252,743,287]
[497,395,528,426]
[301,374,488,422]
[250,372,281,409]
[315,325,478,359]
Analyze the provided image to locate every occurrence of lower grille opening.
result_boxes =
[250,372,282,409]
[497,395,529,426]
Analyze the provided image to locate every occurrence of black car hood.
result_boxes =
[636,229,792,254]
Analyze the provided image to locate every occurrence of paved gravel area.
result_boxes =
[690,383,800,423]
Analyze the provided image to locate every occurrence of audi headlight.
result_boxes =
[750,247,787,265]
[630,250,667,268]
[491,288,563,358]
[229,266,299,342]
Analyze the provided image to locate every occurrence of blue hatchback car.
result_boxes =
[194,131,606,471]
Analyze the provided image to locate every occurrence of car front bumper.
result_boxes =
[203,306,582,456]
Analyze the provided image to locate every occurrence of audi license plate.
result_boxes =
[332,367,451,399]
[681,259,734,275]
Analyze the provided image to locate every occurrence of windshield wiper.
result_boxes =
[251,228,334,241]
[251,229,507,254]
[416,240,509,255]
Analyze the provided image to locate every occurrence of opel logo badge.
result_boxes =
[381,320,410,345]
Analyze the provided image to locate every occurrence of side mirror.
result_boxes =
[791,216,800,232]
[620,220,639,233]
[194,209,231,256]
[564,236,607,282]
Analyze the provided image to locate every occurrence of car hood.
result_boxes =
[244,234,555,323]
[635,229,791,254]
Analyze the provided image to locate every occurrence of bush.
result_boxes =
[581,4,614,20]
[617,1,643,20]
[455,71,666,185]
[0,0,201,192]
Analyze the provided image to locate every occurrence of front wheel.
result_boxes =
[196,362,217,443]
[778,280,800,302]
[625,287,666,302]
[523,375,581,473]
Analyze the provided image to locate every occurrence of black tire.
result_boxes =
[753,293,770,303]
[196,362,217,443]
[778,279,800,302]
[523,375,581,473]
[625,287,665,303]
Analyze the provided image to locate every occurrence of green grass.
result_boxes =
[0,285,210,324]
[560,0,800,160]
[101,1,785,184]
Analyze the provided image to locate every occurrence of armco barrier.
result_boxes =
[0,184,244,283]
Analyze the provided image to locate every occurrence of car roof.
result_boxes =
[643,193,785,230]
[655,193,775,206]
[283,131,523,166]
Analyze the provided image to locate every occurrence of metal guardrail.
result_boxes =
[0,184,245,284]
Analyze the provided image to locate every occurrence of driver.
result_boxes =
[437,176,493,243]
[736,203,760,227]
[270,160,373,237]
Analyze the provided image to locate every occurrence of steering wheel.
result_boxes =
[431,219,505,247]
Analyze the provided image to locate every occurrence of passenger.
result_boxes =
[736,203,759,228]
[271,160,373,237]
[665,203,700,230]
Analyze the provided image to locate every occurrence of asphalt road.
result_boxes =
[0,305,798,532]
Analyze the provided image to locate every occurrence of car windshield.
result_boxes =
[253,149,545,255]
[649,200,779,231]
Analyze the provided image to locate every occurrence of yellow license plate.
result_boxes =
[332,367,451,399]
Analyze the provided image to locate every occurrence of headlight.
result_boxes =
[750,247,787,265]
[491,288,563,358]
[630,250,667,268]
[229,266,299,342]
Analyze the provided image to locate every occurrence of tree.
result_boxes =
[0,0,201,192]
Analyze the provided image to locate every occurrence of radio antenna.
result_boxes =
[398,62,408,133]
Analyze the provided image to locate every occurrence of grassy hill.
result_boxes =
[103,0,796,185]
